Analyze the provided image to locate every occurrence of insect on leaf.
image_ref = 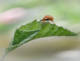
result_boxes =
[6,20,77,53]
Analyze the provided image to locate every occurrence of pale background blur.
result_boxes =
[0,0,80,61]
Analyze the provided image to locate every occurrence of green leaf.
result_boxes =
[33,22,77,39]
[6,20,77,53]
[6,20,41,53]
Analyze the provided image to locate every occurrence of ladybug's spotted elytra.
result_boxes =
[41,15,54,22]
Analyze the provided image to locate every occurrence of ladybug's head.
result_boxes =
[41,15,54,22]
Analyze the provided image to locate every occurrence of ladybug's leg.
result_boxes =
[40,19,46,23]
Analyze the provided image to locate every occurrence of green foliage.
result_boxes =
[6,20,77,53]
[7,20,41,53]
[33,22,77,39]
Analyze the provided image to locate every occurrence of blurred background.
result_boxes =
[0,0,80,61]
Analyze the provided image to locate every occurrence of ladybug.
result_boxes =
[41,15,54,22]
